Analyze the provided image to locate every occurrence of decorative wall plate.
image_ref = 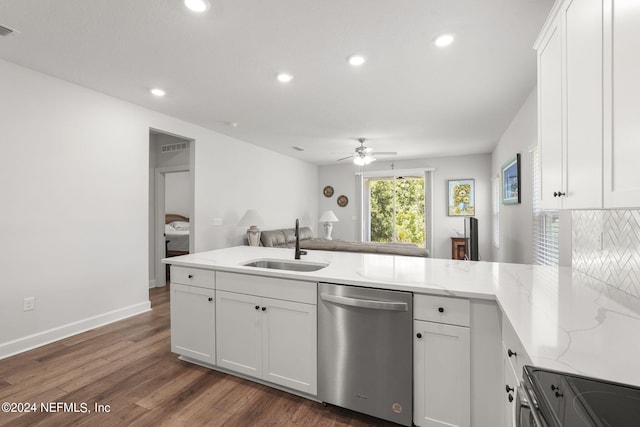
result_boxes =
[323,185,334,197]
[337,195,349,207]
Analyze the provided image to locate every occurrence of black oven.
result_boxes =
[516,366,640,427]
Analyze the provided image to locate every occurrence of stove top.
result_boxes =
[523,366,640,427]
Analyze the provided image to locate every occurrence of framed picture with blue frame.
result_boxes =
[502,153,521,204]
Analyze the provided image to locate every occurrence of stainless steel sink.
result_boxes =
[242,259,328,272]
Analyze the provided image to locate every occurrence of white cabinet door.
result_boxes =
[216,290,319,395]
[170,283,216,364]
[414,320,470,427]
[538,18,564,210]
[262,297,317,395]
[604,0,640,207]
[563,0,603,209]
[216,290,262,377]
[503,353,518,427]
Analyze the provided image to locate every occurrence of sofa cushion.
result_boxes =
[260,227,313,248]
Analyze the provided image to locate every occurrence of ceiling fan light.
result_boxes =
[353,156,366,166]
[364,156,375,165]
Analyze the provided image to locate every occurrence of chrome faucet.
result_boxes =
[295,218,307,260]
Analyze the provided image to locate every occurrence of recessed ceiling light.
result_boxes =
[184,0,211,13]
[348,54,366,66]
[150,88,166,97]
[276,73,293,83]
[434,34,455,47]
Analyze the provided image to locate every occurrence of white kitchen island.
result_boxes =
[164,246,640,426]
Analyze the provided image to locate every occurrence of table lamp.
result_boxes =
[319,210,339,240]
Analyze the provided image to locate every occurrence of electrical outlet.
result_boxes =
[23,297,35,311]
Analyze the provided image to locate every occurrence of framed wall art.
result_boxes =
[448,179,475,216]
[502,153,521,205]
[323,185,334,197]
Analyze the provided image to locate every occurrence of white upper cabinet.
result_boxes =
[563,0,603,209]
[536,0,603,209]
[537,0,640,209]
[538,16,563,210]
[604,0,640,207]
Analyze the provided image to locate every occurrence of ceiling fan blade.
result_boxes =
[336,155,354,161]
[374,151,398,155]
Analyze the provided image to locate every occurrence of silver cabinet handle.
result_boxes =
[320,293,408,311]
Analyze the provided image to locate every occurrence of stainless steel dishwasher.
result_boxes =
[318,282,413,426]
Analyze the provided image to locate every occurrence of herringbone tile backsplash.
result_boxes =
[573,210,640,299]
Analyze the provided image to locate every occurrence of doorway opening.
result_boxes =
[149,129,194,288]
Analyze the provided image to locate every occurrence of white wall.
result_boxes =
[194,137,318,250]
[491,89,537,264]
[318,165,360,241]
[165,172,190,216]
[318,154,492,260]
[0,59,317,358]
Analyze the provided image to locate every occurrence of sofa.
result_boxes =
[260,227,430,257]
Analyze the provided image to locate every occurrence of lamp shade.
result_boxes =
[319,210,339,223]
[238,209,264,226]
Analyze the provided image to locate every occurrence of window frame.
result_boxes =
[356,168,434,255]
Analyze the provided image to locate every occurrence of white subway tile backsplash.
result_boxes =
[572,210,640,299]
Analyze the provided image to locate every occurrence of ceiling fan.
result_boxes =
[336,138,398,165]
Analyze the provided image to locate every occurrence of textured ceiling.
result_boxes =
[0,0,553,165]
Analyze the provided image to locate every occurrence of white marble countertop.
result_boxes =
[164,246,640,387]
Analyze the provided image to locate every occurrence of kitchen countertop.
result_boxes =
[164,246,640,388]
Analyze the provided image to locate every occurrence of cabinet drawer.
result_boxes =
[171,266,215,289]
[414,294,470,327]
[502,316,532,377]
[216,271,316,304]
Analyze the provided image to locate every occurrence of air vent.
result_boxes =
[0,25,15,37]
[161,142,188,153]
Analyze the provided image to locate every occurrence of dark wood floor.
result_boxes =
[0,285,396,426]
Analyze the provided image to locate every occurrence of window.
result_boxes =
[363,175,425,247]
[532,146,559,265]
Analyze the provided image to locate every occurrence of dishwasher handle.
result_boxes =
[320,293,409,311]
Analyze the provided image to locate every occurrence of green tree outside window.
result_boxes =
[369,176,425,246]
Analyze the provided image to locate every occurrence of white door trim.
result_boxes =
[154,165,190,287]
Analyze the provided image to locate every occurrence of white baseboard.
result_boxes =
[149,279,157,288]
[0,301,151,360]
